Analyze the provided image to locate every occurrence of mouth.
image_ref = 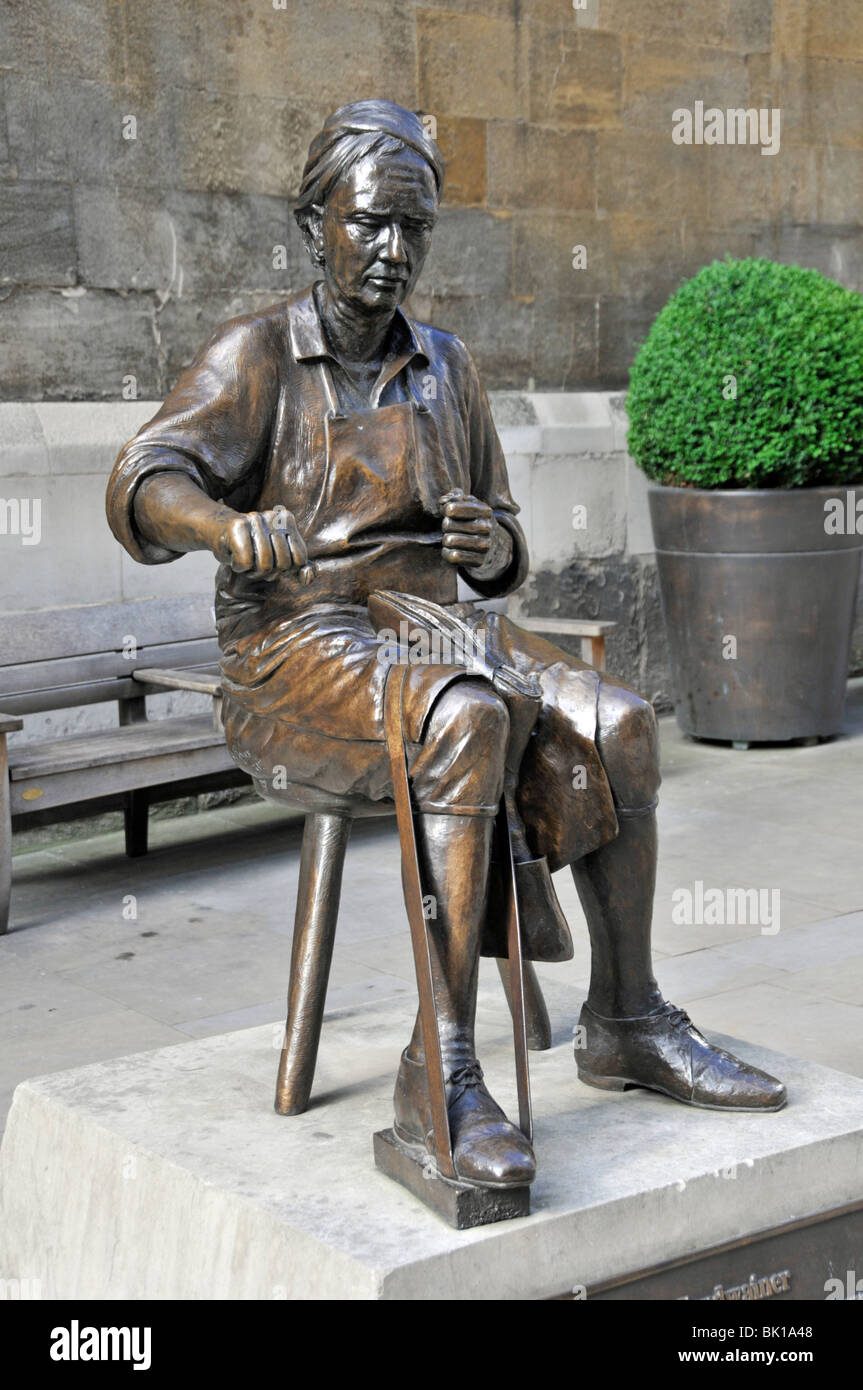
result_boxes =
[365,274,407,289]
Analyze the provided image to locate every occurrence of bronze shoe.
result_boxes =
[393,1050,536,1189]
[576,1001,787,1112]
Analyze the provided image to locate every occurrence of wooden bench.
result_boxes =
[0,595,249,934]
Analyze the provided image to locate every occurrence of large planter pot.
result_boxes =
[648,485,863,743]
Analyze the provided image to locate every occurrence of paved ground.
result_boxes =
[3,681,863,1131]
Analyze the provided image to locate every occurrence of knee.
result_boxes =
[596,684,660,809]
[430,679,509,758]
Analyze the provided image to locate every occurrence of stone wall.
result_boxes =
[1,0,862,397]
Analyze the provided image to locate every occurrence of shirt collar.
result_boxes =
[287,283,430,369]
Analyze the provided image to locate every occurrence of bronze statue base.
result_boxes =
[373,1129,531,1229]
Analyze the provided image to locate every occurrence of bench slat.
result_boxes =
[0,639,221,701]
[0,595,216,666]
[9,715,227,780]
[515,616,617,637]
[10,743,239,815]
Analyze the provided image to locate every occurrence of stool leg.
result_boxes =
[275,812,352,1116]
[496,957,553,1051]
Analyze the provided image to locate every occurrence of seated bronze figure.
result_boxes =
[107,101,784,1200]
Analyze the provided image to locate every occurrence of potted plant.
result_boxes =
[626,257,863,745]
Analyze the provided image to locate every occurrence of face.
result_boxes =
[314,148,438,313]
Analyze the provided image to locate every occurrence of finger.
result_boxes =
[247,513,276,573]
[283,519,308,570]
[443,531,489,550]
[444,501,491,522]
[270,529,295,572]
[442,515,491,534]
[438,488,465,507]
[445,549,484,568]
[227,518,254,572]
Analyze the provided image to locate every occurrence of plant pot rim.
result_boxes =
[647,482,863,497]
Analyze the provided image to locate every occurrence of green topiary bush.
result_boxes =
[626,257,863,489]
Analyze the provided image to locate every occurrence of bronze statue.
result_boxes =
[107,101,785,1206]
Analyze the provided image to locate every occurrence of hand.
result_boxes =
[212,505,309,579]
[440,489,512,576]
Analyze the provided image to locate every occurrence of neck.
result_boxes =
[317,281,394,364]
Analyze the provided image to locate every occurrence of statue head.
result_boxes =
[294,100,445,314]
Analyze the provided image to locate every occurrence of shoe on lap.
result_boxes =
[576,1000,787,1112]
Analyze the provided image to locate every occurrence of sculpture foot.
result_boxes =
[576,1000,787,1112]
[393,1049,536,1189]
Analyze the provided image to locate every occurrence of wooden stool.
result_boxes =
[260,778,552,1118]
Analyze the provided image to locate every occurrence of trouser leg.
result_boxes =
[570,683,662,1018]
[403,678,506,1065]
[404,812,493,1066]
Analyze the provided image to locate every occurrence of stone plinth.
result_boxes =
[2,997,863,1300]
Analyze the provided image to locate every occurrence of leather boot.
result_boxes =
[393,811,536,1188]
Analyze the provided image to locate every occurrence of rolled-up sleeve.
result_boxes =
[106,312,280,564]
[459,344,529,598]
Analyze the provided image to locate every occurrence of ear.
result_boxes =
[298,204,326,269]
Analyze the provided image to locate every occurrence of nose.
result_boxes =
[381,222,407,265]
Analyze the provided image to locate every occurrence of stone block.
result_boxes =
[0,181,75,287]
[621,37,750,136]
[706,143,780,228]
[153,292,291,392]
[422,209,512,298]
[608,214,684,300]
[0,0,117,80]
[600,0,773,51]
[530,453,626,565]
[821,148,863,226]
[525,25,622,127]
[0,289,160,402]
[753,224,863,294]
[75,187,300,295]
[624,454,656,557]
[34,400,156,477]
[809,58,863,150]
[513,211,613,299]
[0,470,121,610]
[530,294,599,391]
[3,1007,861,1299]
[597,132,708,222]
[531,392,617,454]
[120,543,216,602]
[435,115,487,208]
[120,0,418,108]
[488,123,595,212]
[808,1,863,60]
[414,292,535,390]
[597,291,668,387]
[418,9,522,122]
[4,70,325,199]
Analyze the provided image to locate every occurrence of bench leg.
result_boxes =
[275,812,352,1116]
[124,790,149,857]
[0,735,11,934]
[495,957,552,1051]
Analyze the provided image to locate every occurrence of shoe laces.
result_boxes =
[660,1003,693,1031]
[447,1060,484,1099]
